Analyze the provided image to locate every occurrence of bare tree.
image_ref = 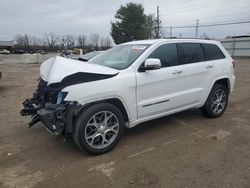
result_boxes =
[43,32,59,51]
[30,36,42,46]
[15,34,29,47]
[100,37,106,49]
[13,33,110,52]
[100,36,112,49]
[200,32,210,39]
[15,34,26,47]
[65,34,75,49]
[146,14,157,39]
[104,36,112,48]
[89,33,100,50]
[14,34,32,51]
[60,35,66,50]
[77,35,87,49]
[60,34,76,49]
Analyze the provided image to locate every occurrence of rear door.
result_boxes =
[178,43,219,106]
[136,43,185,119]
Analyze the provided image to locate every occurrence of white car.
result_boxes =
[0,49,10,54]
[21,39,235,154]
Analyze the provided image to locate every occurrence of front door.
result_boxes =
[136,43,185,119]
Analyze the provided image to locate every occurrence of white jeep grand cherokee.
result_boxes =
[21,39,235,154]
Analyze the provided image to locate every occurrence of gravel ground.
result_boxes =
[0,57,250,188]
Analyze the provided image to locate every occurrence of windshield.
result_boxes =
[90,44,149,70]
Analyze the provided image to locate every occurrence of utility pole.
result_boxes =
[170,26,172,38]
[195,19,199,38]
[156,6,160,38]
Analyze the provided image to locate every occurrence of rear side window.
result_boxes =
[148,43,178,67]
[202,43,225,60]
[179,43,205,64]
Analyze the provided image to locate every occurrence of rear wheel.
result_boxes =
[201,84,228,118]
[73,103,124,154]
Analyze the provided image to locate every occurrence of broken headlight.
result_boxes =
[56,91,68,105]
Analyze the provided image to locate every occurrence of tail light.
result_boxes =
[232,60,236,68]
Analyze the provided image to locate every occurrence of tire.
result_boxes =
[73,103,124,154]
[201,84,229,118]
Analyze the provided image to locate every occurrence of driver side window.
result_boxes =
[148,43,179,67]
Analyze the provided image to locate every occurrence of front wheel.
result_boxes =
[201,84,229,118]
[73,103,124,154]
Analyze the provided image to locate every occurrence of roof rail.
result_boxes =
[162,37,211,40]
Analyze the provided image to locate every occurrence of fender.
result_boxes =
[64,96,132,133]
[78,95,131,122]
[200,76,231,106]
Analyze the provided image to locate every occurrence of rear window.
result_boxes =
[180,43,205,64]
[202,43,225,60]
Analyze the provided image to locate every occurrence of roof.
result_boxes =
[122,38,218,45]
[0,41,14,47]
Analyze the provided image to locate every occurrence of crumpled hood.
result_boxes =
[40,56,118,85]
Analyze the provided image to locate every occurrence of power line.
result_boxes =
[160,0,233,15]
[161,19,250,29]
[160,8,250,23]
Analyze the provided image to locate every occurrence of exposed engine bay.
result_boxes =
[21,79,69,135]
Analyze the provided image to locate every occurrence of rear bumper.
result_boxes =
[231,75,236,92]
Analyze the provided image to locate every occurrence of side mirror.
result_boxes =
[144,58,161,71]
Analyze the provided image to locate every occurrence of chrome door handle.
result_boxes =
[172,70,183,74]
[205,64,214,68]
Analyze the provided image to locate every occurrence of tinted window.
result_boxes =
[180,43,205,64]
[202,43,225,60]
[148,43,178,67]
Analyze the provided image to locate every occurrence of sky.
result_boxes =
[0,0,250,41]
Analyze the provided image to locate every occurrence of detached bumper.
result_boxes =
[21,101,68,135]
[38,104,66,135]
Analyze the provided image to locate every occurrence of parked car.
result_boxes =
[21,39,235,154]
[0,49,10,54]
[13,49,26,54]
[36,50,45,54]
[69,51,104,61]
[60,50,72,57]
[78,51,104,61]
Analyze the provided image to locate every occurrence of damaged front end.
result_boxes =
[21,56,119,135]
[20,79,70,135]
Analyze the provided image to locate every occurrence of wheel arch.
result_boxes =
[213,77,231,94]
[77,97,130,122]
[200,77,231,107]
[64,97,131,134]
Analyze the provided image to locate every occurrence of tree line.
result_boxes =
[14,33,112,53]
[14,2,160,53]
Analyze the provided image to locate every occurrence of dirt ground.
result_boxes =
[0,57,250,188]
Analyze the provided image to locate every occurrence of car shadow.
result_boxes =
[123,108,203,138]
[29,108,204,157]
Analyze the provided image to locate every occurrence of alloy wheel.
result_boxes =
[84,111,119,149]
[211,89,227,114]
